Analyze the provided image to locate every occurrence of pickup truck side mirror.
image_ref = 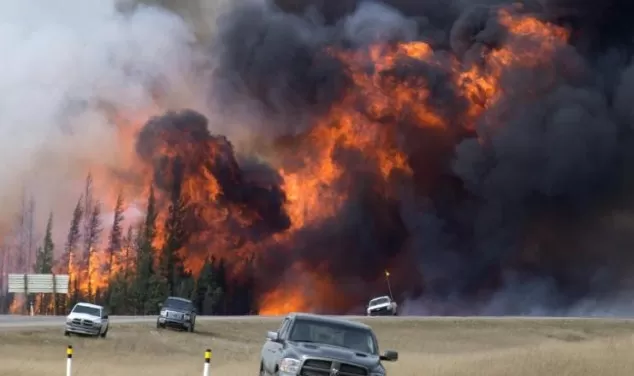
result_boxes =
[380,350,398,362]
[266,331,280,342]
[103,314,109,319]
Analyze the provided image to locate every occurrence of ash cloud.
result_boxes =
[210,0,634,315]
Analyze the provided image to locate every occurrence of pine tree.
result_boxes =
[104,192,124,308]
[122,226,134,284]
[143,185,157,244]
[216,258,228,314]
[85,201,103,302]
[25,195,36,274]
[34,213,54,314]
[35,213,54,274]
[15,190,34,274]
[80,174,94,296]
[175,271,195,301]
[64,196,84,309]
[107,225,135,313]
[107,192,124,279]
[195,257,224,314]
[160,164,189,296]
[243,255,257,314]
[229,256,256,315]
[134,185,162,314]
[122,225,135,309]
[106,273,127,314]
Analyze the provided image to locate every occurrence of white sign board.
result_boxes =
[8,274,69,294]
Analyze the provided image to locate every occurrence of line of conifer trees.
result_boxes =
[2,173,258,315]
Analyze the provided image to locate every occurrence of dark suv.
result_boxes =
[156,296,197,332]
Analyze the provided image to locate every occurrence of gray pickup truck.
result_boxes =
[156,296,197,332]
[259,313,398,376]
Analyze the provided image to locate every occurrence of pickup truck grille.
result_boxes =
[166,311,183,320]
[370,306,389,312]
[301,359,368,376]
[71,318,94,327]
[369,306,394,315]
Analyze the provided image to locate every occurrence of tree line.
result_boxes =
[1,174,258,315]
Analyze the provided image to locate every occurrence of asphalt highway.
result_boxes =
[1,314,629,330]
[0,314,407,329]
[0,314,287,329]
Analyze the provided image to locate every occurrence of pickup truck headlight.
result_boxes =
[160,310,167,317]
[279,358,301,374]
[184,314,191,321]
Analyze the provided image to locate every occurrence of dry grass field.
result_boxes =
[1,317,634,375]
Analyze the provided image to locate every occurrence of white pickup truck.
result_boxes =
[64,302,109,338]
[366,295,398,316]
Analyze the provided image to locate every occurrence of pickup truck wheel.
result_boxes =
[100,327,108,338]
[188,323,194,333]
[64,330,70,337]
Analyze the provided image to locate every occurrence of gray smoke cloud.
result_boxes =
[0,0,214,252]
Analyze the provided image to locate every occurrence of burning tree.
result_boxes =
[6,0,634,316]
[34,213,55,314]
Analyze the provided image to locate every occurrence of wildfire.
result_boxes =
[258,262,344,315]
[9,5,574,316]
[9,296,25,314]
[256,8,571,314]
[258,285,311,316]
[457,8,570,123]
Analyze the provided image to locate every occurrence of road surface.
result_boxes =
[0,314,285,329]
[1,314,630,330]
[0,314,414,329]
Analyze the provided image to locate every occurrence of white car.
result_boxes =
[366,295,398,316]
[64,302,109,338]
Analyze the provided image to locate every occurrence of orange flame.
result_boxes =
[258,262,344,315]
[257,9,570,313]
[8,296,25,314]
[22,6,572,315]
[457,8,570,124]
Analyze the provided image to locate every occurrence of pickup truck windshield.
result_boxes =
[369,297,390,305]
[163,298,191,310]
[289,319,377,354]
[72,305,100,316]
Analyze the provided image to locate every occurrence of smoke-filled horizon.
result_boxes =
[4,0,634,316]
[207,0,634,315]
[0,0,214,249]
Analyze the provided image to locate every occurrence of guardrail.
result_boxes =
[64,344,213,376]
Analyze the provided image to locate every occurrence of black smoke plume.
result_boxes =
[204,0,634,315]
[136,109,291,241]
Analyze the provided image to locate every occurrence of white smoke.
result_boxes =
[0,0,212,243]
